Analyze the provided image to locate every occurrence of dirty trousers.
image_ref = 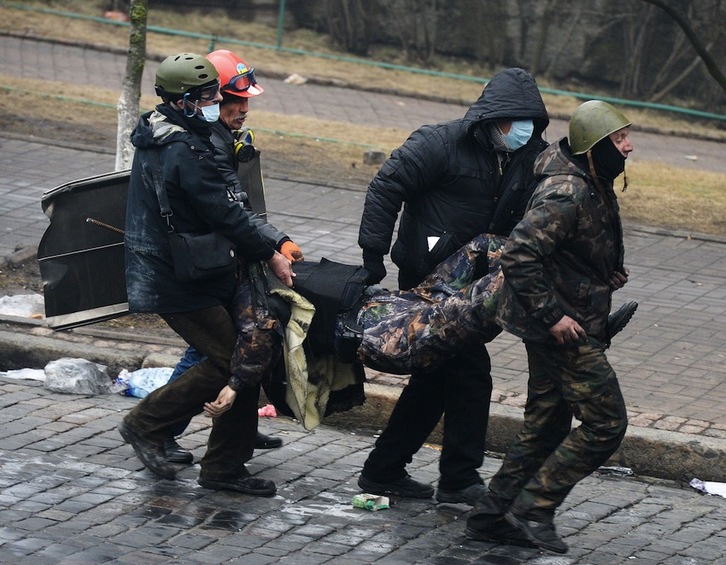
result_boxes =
[488,341,627,520]
[361,348,492,490]
[123,305,258,479]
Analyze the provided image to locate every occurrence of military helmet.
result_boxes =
[155,53,219,100]
[569,100,631,155]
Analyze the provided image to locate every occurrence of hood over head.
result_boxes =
[464,67,549,136]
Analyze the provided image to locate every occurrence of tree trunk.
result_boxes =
[531,0,559,76]
[115,0,147,171]
[649,42,714,103]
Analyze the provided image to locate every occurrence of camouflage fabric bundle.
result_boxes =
[358,233,506,375]
[229,261,284,390]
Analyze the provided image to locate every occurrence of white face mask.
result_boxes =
[200,103,221,123]
[500,119,534,151]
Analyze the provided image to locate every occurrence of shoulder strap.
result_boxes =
[146,148,174,232]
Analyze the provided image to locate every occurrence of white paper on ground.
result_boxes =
[690,477,726,498]
[0,368,46,381]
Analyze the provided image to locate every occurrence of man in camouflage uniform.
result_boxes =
[465,100,634,553]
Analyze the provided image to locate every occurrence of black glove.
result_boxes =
[362,251,386,284]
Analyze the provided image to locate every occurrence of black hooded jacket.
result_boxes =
[124,104,275,313]
[358,67,549,288]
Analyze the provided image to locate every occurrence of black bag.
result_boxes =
[145,148,237,282]
[292,258,369,361]
[168,232,236,282]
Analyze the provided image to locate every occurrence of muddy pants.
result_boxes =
[484,341,627,521]
[123,305,259,480]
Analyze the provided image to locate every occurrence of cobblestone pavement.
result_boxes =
[1,376,725,565]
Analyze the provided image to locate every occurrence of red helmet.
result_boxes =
[206,49,264,98]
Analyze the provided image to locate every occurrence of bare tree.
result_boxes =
[325,0,369,55]
[619,3,657,99]
[528,0,559,76]
[383,0,440,66]
[641,0,726,94]
[115,0,147,171]
[542,2,586,80]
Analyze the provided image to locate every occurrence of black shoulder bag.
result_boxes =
[148,149,237,282]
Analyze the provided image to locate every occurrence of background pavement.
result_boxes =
[0,34,725,563]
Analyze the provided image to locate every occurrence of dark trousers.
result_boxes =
[362,348,492,490]
[123,305,258,479]
[488,341,627,520]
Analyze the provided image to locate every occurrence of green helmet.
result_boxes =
[155,53,219,100]
[569,100,631,155]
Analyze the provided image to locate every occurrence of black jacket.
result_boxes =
[125,105,275,313]
[209,121,288,248]
[358,67,549,288]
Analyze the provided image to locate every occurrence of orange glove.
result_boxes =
[280,240,304,263]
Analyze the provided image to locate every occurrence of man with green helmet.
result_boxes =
[466,100,634,553]
[160,49,306,464]
[119,53,294,495]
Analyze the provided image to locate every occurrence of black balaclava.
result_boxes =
[590,136,626,182]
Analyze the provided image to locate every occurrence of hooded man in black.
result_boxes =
[357,68,550,504]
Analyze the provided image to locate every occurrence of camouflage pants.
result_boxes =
[488,341,628,521]
[228,262,285,390]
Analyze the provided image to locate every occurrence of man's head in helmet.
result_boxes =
[155,53,222,122]
[569,100,634,184]
[206,50,264,131]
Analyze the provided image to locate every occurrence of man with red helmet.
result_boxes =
[161,50,304,467]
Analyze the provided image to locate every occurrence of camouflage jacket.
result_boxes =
[358,233,506,374]
[495,138,625,345]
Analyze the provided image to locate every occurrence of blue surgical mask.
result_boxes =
[200,103,220,123]
[501,120,534,151]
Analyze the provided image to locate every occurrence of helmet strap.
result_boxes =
[586,150,605,192]
[181,93,199,118]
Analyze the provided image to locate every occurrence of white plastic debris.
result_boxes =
[598,465,634,476]
[114,367,174,398]
[0,368,46,381]
[690,478,726,498]
[0,293,45,318]
[44,358,113,395]
[284,72,307,85]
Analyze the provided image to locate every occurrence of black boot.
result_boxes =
[163,438,194,464]
[255,431,283,449]
[608,301,638,342]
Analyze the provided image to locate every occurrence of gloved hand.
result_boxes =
[362,251,386,284]
[233,127,256,163]
[280,240,304,263]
